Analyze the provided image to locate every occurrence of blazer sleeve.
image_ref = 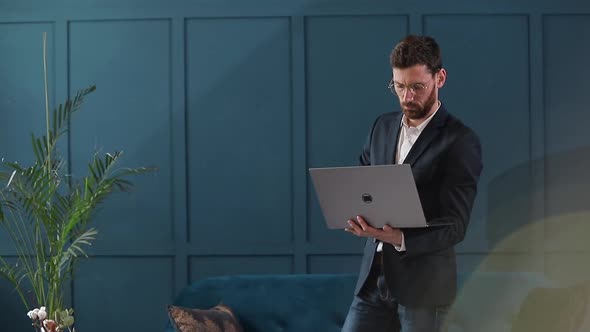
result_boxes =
[402,128,483,258]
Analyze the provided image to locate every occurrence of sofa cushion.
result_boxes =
[167,303,243,332]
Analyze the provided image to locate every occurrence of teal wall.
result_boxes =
[2,0,590,331]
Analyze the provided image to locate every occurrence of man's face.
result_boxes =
[391,65,443,120]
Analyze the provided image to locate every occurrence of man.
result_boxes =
[341,35,483,332]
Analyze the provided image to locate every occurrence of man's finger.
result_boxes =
[347,219,362,233]
[345,223,362,237]
[356,216,370,231]
[344,228,357,235]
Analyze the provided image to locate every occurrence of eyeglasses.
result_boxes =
[388,78,433,97]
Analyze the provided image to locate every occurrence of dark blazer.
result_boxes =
[354,104,483,307]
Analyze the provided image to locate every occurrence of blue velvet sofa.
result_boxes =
[164,274,356,332]
[164,272,549,332]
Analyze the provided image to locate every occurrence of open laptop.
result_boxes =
[309,164,451,229]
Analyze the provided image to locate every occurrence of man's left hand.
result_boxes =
[345,215,403,246]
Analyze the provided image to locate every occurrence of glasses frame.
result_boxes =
[388,76,435,97]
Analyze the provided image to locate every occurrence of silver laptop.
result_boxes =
[309,164,446,229]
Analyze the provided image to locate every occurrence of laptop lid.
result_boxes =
[309,164,430,229]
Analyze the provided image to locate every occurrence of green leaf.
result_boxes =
[31,134,43,164]
[62,314,74,327]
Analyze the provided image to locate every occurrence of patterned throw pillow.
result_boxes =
[167,303,244,332]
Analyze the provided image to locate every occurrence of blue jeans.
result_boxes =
[342,260,449,332]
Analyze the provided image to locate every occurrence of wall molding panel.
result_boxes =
[2,4,589,331]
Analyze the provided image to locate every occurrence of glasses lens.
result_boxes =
[388,83,402,96]
[390,85,407,96]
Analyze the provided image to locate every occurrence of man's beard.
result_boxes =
[400,88,437,120]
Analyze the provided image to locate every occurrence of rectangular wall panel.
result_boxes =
[0,22,55,164]
[545,252,590,286]
[307,254,362,274]
[0,22,55,253]
[0,257,30,328]
[457,253,544,276]
[73,257,174,332]
[424,15,532,253]
[189,255,293,282]
[454,254,547,332]
[186,18,293,246]
[543,15,590,252]
[306,15,408,246]
[68,19,173,249]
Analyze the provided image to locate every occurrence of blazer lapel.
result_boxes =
[402,106,448,166]
[383,112,403,165]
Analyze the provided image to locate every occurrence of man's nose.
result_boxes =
[401,89,415,102]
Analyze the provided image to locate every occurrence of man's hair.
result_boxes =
[390,35,442,74]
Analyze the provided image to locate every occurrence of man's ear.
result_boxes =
[436,68,447,88]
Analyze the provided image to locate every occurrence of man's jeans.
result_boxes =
[342,253,450,332]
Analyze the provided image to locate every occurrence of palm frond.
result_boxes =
[59,228,97,273]
[29,86,96,166]
[0,260,29,308]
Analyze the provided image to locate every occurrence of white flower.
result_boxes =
[27,310,38,320]
[37,307,47,321]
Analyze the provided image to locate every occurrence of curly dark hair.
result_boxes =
[390,35,442,74]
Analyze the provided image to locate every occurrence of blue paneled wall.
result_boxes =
[2,1,590,331]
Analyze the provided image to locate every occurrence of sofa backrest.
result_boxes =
[165,274,357,332]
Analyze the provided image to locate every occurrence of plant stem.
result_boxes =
[43,31,51,171]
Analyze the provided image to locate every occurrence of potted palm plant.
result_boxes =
[0,32,152,332]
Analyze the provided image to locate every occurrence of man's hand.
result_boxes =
[345,215,403,246]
